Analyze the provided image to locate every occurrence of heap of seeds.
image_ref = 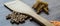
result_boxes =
[32,1,49,15]
[6,11,32,24]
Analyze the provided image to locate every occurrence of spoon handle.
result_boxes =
[30,13,54,26]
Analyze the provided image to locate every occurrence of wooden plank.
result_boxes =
[4,0,54,26]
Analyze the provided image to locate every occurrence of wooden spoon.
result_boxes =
[4,0,54,26]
